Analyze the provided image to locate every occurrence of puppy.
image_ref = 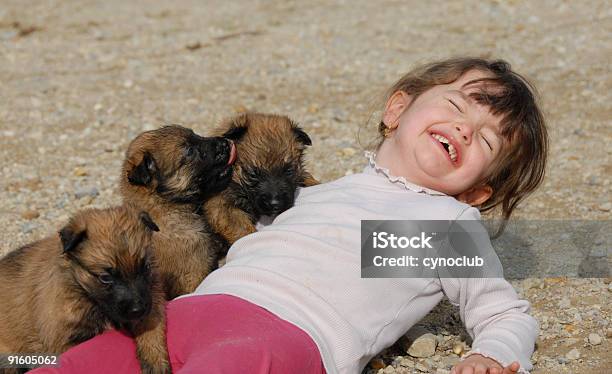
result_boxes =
[120,125,236,299]
[0,207,169,374]
[204,112,318,245]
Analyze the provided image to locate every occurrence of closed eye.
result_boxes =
[481,134,493,151]
[448,99,463,113]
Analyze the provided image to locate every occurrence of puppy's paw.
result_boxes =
[140,360,171,374]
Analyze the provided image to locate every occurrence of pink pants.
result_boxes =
[31,294,326,374]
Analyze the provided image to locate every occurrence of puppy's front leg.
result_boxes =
[205,195,256,245]
[133,295,171,374]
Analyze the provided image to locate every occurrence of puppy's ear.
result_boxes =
[139,211,160,232]
[127,152,157,186]
[292,126,312,147]
[221,114,249,141]
[59,224,87,253]
[300,172,319,187]
[222,126,248,141]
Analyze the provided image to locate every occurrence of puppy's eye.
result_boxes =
[245,168,258,178]
[184,146,203,161]
[184,146,196,159]
[98,273,114,285]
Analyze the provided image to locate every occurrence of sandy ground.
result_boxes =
[0,1,610,373]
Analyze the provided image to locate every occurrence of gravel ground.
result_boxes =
[0,1,610,373]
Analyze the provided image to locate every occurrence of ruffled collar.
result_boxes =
[364,151,447,196]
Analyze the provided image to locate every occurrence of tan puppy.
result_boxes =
[0,207,169,374]
[204,112,318,246]
[120,125,236,299]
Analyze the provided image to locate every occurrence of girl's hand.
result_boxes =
[451,354,521,374]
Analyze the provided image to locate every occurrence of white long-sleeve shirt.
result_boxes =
[191,153,538,374]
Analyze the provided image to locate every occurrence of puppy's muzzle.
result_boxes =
[203,137,234,166]
[255,188,293,216]
[120,296,151,321]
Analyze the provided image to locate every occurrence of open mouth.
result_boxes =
[430,133,458,163]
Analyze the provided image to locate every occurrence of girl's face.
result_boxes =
[377,70,504,203]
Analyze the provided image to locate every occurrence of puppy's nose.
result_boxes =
[268,197,281,212]
[126,303,146,320]
[258,192,288,214]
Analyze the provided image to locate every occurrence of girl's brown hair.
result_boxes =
[376,57,548,233]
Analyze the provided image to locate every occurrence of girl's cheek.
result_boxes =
[463,149,486,176]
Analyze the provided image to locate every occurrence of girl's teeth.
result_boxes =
[432,134,449,143]
[432,133,457,162]
[448,144,457,162]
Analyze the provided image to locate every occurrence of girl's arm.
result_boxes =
[439,207,539,374]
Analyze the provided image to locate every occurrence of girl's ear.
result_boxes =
[383,91,412,129]
[456,185,493,206]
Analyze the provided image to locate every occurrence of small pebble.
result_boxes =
[370,358,385,370]
[21,210,40,220]
[234,104,248,113]
[142,123,156,131]
[74,186,99,199]
[559,297,571,308]
[406,333,438,358]
[185,41,202,50]
[598,202,611,212]
[452,342,464,355]
[308,103,319,113]
[73,167,88,177]
[565,348,580,360]
[21,222,39,234]
[587,333,602,345]
[397,358,414,368]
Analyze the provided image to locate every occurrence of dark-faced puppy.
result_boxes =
[120,125,235,299]
[0,207,169,374]
[204,112,318,246]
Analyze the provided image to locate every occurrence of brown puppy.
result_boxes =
[120,125,236,299]
[0,207,169,374]
[204,112,318,246]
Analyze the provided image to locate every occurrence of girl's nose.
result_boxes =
[455,124,473,144]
